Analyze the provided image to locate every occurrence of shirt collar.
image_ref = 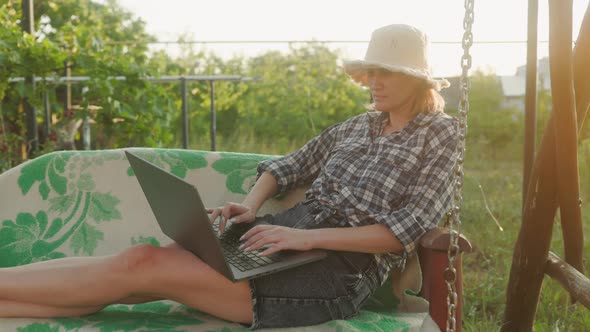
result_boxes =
[368,111,437,132]
[408,112,437,128]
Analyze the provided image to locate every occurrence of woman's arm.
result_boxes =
[256,123,339,195]
[208,171,278,233]
[240,223,403,256]
[311,224,403,254]
[241,171,278,213]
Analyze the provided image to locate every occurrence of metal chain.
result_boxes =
[445,0,474,331]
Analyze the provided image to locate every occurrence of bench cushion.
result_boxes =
[0,148,437,331]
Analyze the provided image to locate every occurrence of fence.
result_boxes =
[7,75,261,154]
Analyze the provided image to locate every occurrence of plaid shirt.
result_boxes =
[257,111,458,284]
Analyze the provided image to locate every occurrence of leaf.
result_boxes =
[54,154,67,172]
[131,236,161,247]
[31,240,55,258]
[69,222,103,255]
[88,192,122,223]
[39,181,50,200]
[132,301,173,313]
[82,302,205,331]
[49,194,76,213]
[212,157,264,175]
[16,323,60,332]
[35,211,48,236]
[44,218,63,239]
[212,154,269,194]
[0,213,41,267]
[170,163,188,178]
[48,159,67,195]
[77,173,96,191]
[338,311,412,332]
[179,151,208,169]
[15,212,37,232]
[17,155,51,195]
[226,170,254,195]
[132,150,209,180]
[46,251,66,259]
[53,317,90,330]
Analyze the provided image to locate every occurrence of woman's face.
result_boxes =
[366,68,424,114]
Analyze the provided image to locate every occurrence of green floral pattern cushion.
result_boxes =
[0,148,435,332]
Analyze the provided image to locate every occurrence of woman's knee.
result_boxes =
[116,244,166,274]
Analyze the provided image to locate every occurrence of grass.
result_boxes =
[460,143,590,331]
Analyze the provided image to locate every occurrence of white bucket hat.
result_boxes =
[343,24,450,91]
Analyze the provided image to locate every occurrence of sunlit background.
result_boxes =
[113,0,587,77]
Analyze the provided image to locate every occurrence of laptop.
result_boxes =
[125,150,327,282]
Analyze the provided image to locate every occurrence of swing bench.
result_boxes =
[0,148,472,332]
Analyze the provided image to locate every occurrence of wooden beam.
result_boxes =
[502,2,590,329]
[548,0,584,276]
[573,1,590,128]
[545,252,590,309]
[502,121,558,331]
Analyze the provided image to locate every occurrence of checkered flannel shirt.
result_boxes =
[257,111,459,285]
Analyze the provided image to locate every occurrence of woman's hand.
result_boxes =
[239,225,315,256]
[207,202,257,235]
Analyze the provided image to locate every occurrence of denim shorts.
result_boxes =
[247,201,380,329]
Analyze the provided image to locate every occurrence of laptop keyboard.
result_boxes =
[213,222,280,272]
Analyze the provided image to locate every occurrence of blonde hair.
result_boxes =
[365,81,446,115]
[413,85,446,115]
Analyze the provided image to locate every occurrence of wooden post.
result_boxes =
[522,0,538,208]
[573,2,590,130]
[502,129,558,332]
[548,0,584,279]
[502,2,590,330]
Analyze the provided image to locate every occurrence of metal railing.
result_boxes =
[7,75,261,152]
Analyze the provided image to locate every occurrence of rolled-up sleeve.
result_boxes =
[377,123,458,254]
[257,124,339,194]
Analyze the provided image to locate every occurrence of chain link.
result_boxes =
[445,0,474,331]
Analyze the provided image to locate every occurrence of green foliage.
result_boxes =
[0,2,66,100]
[0,0,176,170]
[0,0,370,170]
[457,69,524,159]
[235,44,367,146]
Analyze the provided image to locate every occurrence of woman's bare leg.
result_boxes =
[0,244,253,323]
[0,300,104,318]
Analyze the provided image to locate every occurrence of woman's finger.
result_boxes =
[208,208,221,224]
[230,211,255,224]
[240,228,271,249]
[240,224,273,242]
[218,217,227,235]
[240,226,278,250]
[244,233,280,252]
[222,202,246,222]
[220,202,242,234]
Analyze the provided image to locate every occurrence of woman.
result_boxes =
[0,24,457,329]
